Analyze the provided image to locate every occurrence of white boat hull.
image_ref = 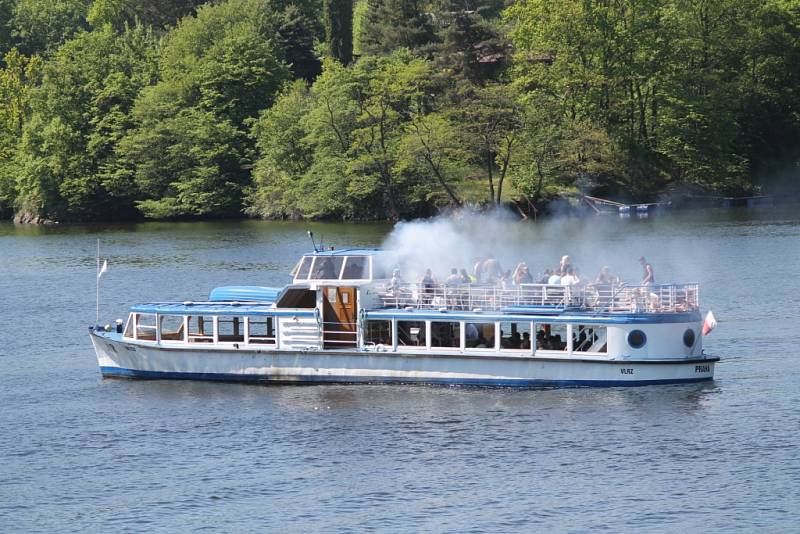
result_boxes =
[91,332,716,388]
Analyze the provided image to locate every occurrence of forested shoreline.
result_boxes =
[0,0,798,223]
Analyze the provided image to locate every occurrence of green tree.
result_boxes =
[324,0,353,65]
[360,0,437,56]
[12,0,92,55]
[13,25,159,221]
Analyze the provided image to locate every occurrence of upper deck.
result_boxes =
[375,282,699,315]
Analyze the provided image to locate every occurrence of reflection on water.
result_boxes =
[0,208,799,531]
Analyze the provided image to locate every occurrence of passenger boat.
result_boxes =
[89,248,718,387]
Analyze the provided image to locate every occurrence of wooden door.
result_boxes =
[322,286,358,348]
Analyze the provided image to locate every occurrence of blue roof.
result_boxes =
[208,286,282,302]
[129,302,314,316]
[303,248,383,257]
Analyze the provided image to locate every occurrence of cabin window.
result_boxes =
[293,256,312,280]
[372,259,388,280]
[500,321,532,350]
[187,315,214,342]
[341,256,367,280]
[135,313,157,341]
[573,325,607,353]
[276,288,317,308]
[247,317,275,344]
[431,321,460,349]
[159,315,185,342]
[311,256,344,280]
[683,328,696,348]
[123,315,134,338]
[465,322,495,349]
[365,320,391,345]
[217,316,245,342]
[397,320,426,347]
[536,323,567,351]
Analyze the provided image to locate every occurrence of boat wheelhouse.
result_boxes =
[90,248,717,387]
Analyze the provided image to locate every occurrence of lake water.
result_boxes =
[1,210,799,532]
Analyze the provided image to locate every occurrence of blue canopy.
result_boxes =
[208,286,282,303]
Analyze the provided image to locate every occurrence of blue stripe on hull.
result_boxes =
[99,366,713,388]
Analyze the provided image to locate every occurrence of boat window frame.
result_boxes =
[245,316,276,345]
[364,319,392,347]
[534,322,570,354]
[396,319,427,351]
[216,315,246,344]
[309,256,345,281]
[134,313,158,342]
[572,324,608,354]
[464,321,498,351]
[340,256,370,281]
[123,314,134,339]
[158,314,187,344]
[429,320,462,351]
[498,320,534,354]
[292,256,313,281]
[187,315,216,343]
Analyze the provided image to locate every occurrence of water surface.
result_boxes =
[1,211,799,532]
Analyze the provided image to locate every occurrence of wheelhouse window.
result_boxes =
[365,320,391,345]
[135,313,157,341]
[247,316,275,345]
[431,321,460,349]
[465,322,495,349]
[536,323,567,351]
[500,321,532,350]
[573,325,607,353]
[187,316,214,343]
[397,320,425,347]
[292,256,313,280]
[159,315,185,341]
[311,256,343,280]
[341,256,368,280]
[217,316,245,342]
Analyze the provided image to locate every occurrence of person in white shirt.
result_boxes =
[560,267,580,285]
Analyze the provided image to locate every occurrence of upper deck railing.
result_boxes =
[376,282,699,314]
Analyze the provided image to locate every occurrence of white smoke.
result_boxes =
[378,207,711,286]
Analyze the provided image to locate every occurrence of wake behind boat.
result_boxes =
[90,247,717,387]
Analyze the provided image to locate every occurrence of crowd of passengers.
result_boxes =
[388,255,655,294]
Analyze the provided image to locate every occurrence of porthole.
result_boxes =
[683,329,696,348]
[628,330,647,349]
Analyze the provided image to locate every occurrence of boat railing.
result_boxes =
[377,282,699,313]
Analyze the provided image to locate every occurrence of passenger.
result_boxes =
[445,268,462,286]
[483,254,502,283]
[465,323,479,347]
[536,330,546,349]
[421,268,436,305]
[560,267,579,286]
[558,255,572,276]
[547,270,562,285]
[594,266,618,285]
[473,257,484,283]
[538,268,553,284]
[459,268,474,284]
[513,262,533,285]
[389,269,403,293]
[520,332,531,350]
[510,331,522,349]
[318,257,336,279]
[639,256,655,285]
[499,269,513,289]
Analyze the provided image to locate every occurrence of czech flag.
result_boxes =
[702,311,717,336]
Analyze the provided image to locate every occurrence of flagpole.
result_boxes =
[96,238,100,326]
